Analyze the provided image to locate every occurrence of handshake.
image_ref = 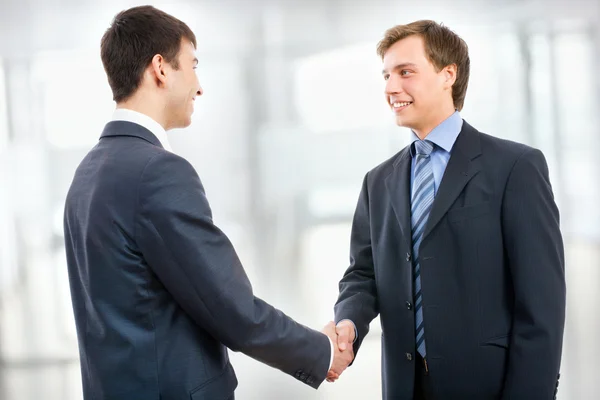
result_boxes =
[321,320,356,383]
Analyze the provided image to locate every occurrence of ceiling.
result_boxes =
[0,0,597,58]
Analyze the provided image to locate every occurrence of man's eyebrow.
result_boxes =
[381,63,418,74]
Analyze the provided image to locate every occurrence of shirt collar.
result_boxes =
[410,111,463,155]
[111,108,172,152]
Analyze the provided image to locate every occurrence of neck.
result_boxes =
[412,106,456,140]
[117,92,168,130]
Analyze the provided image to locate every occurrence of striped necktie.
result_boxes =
[411,139,435,358]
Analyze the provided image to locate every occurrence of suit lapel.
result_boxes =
[385,147,412,246]
[422,121,482,241]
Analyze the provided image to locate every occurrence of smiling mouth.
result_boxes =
[392,101,412,109]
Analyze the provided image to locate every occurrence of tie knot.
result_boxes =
[414,140,434,156]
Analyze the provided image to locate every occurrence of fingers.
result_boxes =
[326,370,339,382]
[321,321,335,336]
[328,342,354,383]
[323,320,356,383]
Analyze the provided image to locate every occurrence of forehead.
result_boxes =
[382,35,430,68]
[179,40,197,59]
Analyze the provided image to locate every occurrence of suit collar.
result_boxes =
[451,120,482,160]
[111,108,172,151]
[99,120,164,149]
[392,145,412,169]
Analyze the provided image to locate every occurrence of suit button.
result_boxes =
[295,370,302,378]
[406,253,412,262]
[406,301,412,310]
[307,376,315,385]
[300,373,308,381]
[406,353,413,361]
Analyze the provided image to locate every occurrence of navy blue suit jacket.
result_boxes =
[64,121,330,399]
[335,121,566,399]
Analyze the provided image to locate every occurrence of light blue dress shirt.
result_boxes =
[410,111,463,196]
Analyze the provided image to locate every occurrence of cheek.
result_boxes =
[407,79,435,103]
[401,80,418,100]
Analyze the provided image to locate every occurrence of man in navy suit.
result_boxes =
[332,20,566,399]
[63,6,352,399]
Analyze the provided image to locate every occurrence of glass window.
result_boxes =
[554,31,598,239]
[0,60,8,151]
[31,50,114,149]
[293,42,391,133]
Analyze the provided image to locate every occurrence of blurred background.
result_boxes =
[0,0,599,398]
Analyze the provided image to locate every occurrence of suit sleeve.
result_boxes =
[134,152,330,389]
[334,173,379,361]
[500,148,566,399]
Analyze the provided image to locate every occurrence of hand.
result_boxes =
[335,320,356,352]
[322,321,354,382]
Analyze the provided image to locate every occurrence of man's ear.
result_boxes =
[149,54,168,87]
[443,64,457,89]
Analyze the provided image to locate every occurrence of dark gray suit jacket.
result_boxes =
[64,121,330,400]
[335,121,565,399]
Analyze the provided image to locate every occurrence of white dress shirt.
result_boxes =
[328,336,334,372]
[111,108,172,152]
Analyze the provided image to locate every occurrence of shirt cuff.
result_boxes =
[328,336,334,371]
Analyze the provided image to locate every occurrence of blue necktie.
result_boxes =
[411,140,435,358]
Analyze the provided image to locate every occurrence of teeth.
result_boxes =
[393,102,411,108]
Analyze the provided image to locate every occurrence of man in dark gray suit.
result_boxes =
[63,6,352,399]
[332,20,565,399]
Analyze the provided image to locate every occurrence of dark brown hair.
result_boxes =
[377,20,470,110]
[100,5,197,103]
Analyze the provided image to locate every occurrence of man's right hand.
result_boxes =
[322,322,354,382]
[335,320,356,352]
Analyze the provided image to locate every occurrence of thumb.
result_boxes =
[321,321,336,338]
[336,325,349,351]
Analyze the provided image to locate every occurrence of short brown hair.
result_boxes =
[377,20,470,111]
[100,6,197,103]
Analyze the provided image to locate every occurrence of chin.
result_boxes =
[176,115,193,128]
[394,116,410,128]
